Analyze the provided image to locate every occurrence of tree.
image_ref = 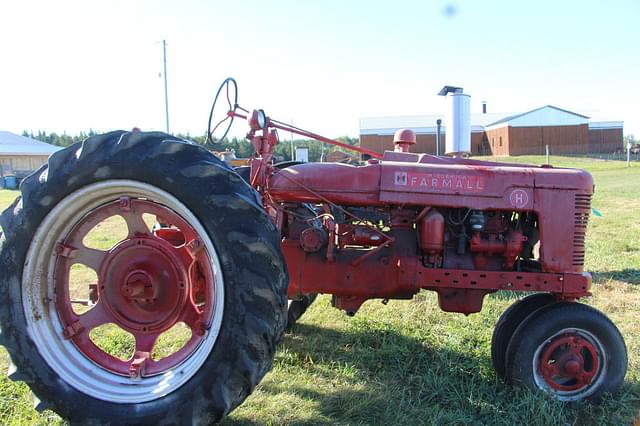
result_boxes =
[25,130,362,162]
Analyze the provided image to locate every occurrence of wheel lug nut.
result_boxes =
[194,321,207,336]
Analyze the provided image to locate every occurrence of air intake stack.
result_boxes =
[438,85,471,157]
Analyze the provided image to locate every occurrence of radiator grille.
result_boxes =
[573,194,592,266]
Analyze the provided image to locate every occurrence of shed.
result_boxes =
[0,131,61,177]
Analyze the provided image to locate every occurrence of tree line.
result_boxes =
[185,134,360,163]
[22,130,99,147]
[25,130,361,163]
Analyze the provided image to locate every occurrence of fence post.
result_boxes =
[545,144,550,165]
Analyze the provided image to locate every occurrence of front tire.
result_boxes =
[0,131,288,424]
[505,302,627,401]
[287,294,318,330]
[491,293,555,380]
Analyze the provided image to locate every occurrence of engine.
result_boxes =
[267,150,593,315]
[286,204,538,271]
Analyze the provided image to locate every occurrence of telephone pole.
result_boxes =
[290,119,294,161]
[162,39,170,133]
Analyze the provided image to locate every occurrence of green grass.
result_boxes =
[0,189,18,212]
[1,157,639,425]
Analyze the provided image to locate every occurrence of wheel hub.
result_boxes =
[563,359,581,375]
[122,270,155,300]
[100,237,188,333]
[538,332,600,392]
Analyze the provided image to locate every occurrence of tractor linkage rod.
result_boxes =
[230,110,384,160]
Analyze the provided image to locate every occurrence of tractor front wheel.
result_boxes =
[491,293,556,380]
[287,294,318,331]
[505,302,627,401]
[0,131,288,424]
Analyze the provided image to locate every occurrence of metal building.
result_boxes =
[360,105,623,156]
[0,131,61,178]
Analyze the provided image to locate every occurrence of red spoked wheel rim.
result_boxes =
[54,197,215,378]
[22,180,225,403]
[533,328,606,400]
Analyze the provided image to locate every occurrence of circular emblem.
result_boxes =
[509,189,529,208]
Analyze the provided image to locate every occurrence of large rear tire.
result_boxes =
[235,161,317,331]
[0,131,288,424]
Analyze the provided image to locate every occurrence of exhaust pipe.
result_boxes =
[438,86,471,157]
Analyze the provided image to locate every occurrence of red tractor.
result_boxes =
[0,79,627,424]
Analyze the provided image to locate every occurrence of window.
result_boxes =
[499,136,503,147]
[492,138,495,148]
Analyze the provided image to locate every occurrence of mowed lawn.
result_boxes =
[0,156,639,425]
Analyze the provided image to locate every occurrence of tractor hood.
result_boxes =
[267,152,593,210]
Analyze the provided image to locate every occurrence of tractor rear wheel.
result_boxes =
[491,292,555,380]
[505,302,627,401]
[0,131,288,424]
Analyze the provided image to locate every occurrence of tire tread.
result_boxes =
[0,131,288,424]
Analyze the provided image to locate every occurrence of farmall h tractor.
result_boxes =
[0,79,628,424]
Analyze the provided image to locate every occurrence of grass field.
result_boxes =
[0,156,639,425]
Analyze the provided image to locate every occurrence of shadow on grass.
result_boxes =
[223,321,640,425]
[593,269,640,285]
[224,322,495,425]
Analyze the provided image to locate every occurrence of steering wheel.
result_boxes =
[207,77,238,144]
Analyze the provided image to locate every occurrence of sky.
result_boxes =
[1,0,639,139]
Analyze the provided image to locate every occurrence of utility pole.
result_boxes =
[162,40,170,134]
[290,119,294,161]
[436,119,442,156]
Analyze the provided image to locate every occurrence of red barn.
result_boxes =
[360,105,623,156]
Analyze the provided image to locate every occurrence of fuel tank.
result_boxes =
[267,151,593,210]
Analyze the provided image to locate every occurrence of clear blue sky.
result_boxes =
[1,0,638,139]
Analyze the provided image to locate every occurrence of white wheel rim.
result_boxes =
[22,180,225,403]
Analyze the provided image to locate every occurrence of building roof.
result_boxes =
[485,105,590,127]
[0,131,62,156]
[360,112,513,136]
[360,105,621,135]
[588,121,624,129]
